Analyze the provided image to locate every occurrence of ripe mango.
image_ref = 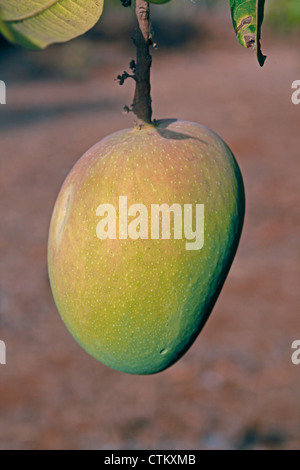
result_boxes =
[48,120,245,374]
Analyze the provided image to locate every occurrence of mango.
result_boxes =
[48,119,245,374]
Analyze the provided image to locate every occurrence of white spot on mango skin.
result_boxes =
[54,184,73,245]
[160,348,168,355]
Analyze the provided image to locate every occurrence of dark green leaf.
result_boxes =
[229,0,266,66]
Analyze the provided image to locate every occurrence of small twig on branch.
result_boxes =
[116,70,135,86]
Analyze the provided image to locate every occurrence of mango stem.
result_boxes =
[132,0,153,124]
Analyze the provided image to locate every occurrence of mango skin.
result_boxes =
[48,120,245,375]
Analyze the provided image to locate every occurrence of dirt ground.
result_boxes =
[0,9,299,449]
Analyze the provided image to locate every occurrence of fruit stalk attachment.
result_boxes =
[132,0,153,124]
[118,0,153,124]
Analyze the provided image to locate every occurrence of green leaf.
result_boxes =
[229,0,266,66]
[0,0,104,50]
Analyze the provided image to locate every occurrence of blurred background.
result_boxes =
[0,0,299,450]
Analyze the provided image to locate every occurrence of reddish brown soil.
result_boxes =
[0,12,299,449]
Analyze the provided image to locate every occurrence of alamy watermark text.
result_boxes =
[0,340,6,365]
[96,196,204,251]
[0,80,6,104]
[291,80,300,105]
